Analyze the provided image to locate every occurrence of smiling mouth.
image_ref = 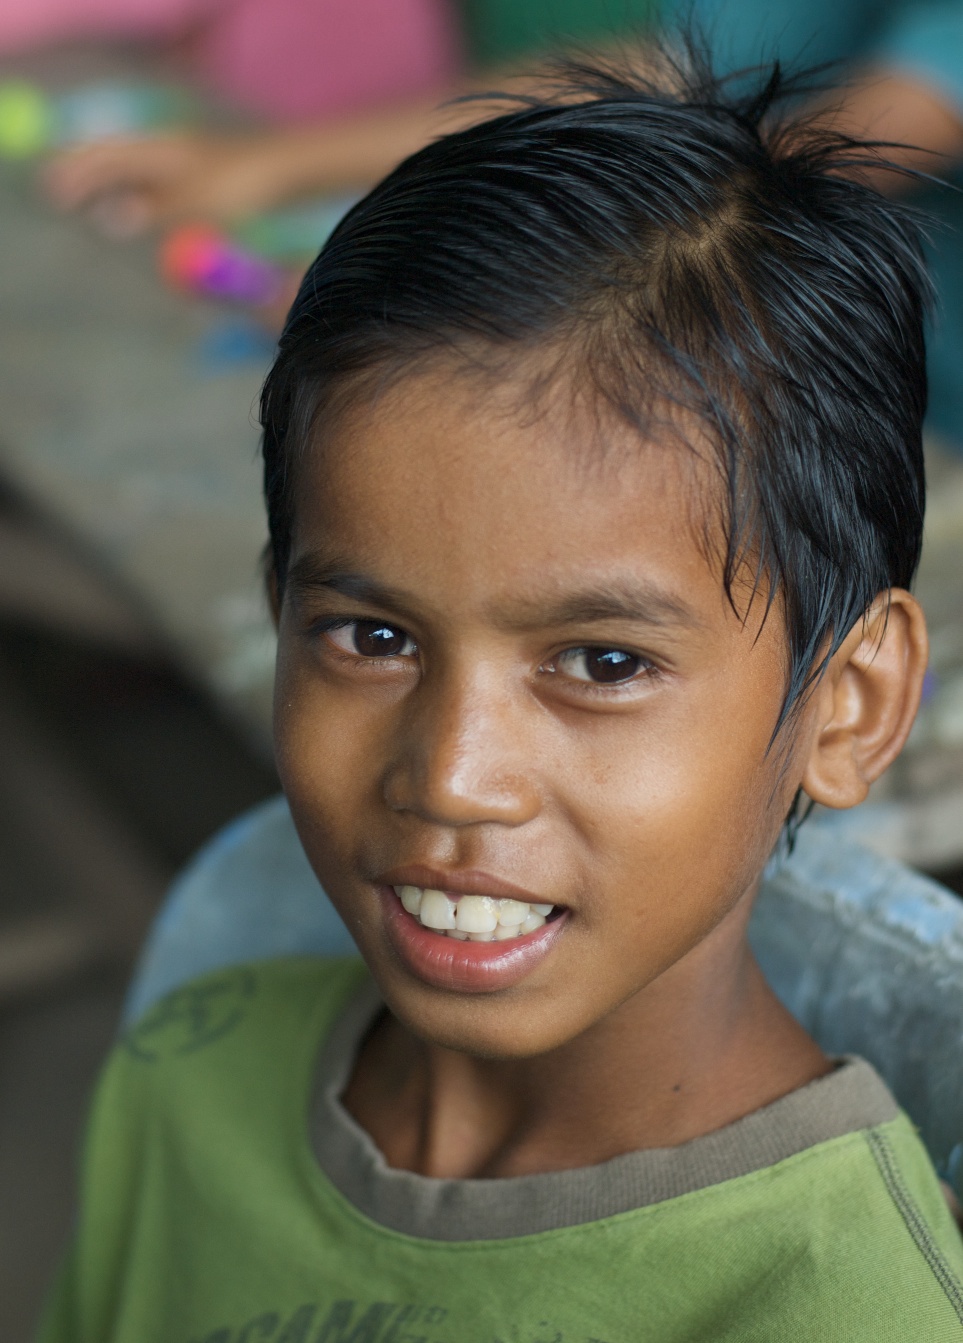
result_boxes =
[393,886,559,941]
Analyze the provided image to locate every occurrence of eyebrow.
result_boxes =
[495,584,704,633]
[285,557,703,633]
[285,557,412,614]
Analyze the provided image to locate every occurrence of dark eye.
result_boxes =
[557,647,645,684]
[326,619,416,658]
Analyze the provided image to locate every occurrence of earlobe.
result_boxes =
[800,589,928,810]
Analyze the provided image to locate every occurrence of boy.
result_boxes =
[41,49,963,1343]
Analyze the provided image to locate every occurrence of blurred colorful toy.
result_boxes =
[160,223,288,306]
[231,195,358,260]
[0,82,54,158]
[160,196,357,308]
[0,79,193,159]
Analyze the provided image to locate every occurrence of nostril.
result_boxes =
[382,763,540,828]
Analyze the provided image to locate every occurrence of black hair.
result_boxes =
[261,39,931,739]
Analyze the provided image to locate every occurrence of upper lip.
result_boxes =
[375,864,549,903]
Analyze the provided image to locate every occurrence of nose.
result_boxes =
[381,664,542,829]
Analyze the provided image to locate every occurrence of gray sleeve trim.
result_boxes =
[309,980,899,1241]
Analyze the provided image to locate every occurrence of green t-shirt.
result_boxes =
[460,0,656,66]
[40,958,963,1343]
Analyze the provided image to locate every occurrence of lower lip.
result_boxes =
[379,887,568,993]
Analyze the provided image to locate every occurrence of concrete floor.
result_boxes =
[0,486,277,1342]
[0,970,127,1342]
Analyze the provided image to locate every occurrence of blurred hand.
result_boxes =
[810,69,963,193]
[41,130,298,237]
[37,52,653,238]
[37,71,533,239]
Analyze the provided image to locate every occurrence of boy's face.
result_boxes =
[274,366,803,1058]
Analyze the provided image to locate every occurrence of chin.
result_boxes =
[378,976,591,1060]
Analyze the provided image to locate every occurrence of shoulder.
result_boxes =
[858,1113,963,1305]
[624,1059,963,1339]
[122,955,364,1056]
[100,956,368,1127]
[723,1109,963,1339]
[74,958,368,1248]
[42,959,369,1343]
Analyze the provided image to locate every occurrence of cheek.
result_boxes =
[568,675,787,948]
[272,642,382,862]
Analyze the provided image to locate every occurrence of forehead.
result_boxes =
[291,364,729,609]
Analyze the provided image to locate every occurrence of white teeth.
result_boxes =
[455,895,499,933]
[399,885,423,916]
[394,885,556,940]
[419,889,456,929]
[497,898,530,927]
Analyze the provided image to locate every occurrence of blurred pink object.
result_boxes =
[159,222,286,305]
[0,0,463,121]
[198,0,463,121]
[0,0,197,48]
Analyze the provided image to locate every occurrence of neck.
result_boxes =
[342,913,828,1180]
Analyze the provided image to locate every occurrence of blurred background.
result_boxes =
[4,1,963,1338]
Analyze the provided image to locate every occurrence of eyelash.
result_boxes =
[313,617,418,660]
[310,617,659,689]
[551,646,658,687]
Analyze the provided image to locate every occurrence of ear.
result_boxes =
[801,589,928,810]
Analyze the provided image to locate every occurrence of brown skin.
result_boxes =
[41,60,963,238]
[812,67,963,193]
[39,78,508,237]
[39,100,453,238]
[273,366,928,1181]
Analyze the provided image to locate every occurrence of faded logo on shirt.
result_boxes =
[189,1299,610,1343]
[124,967,257,1062]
